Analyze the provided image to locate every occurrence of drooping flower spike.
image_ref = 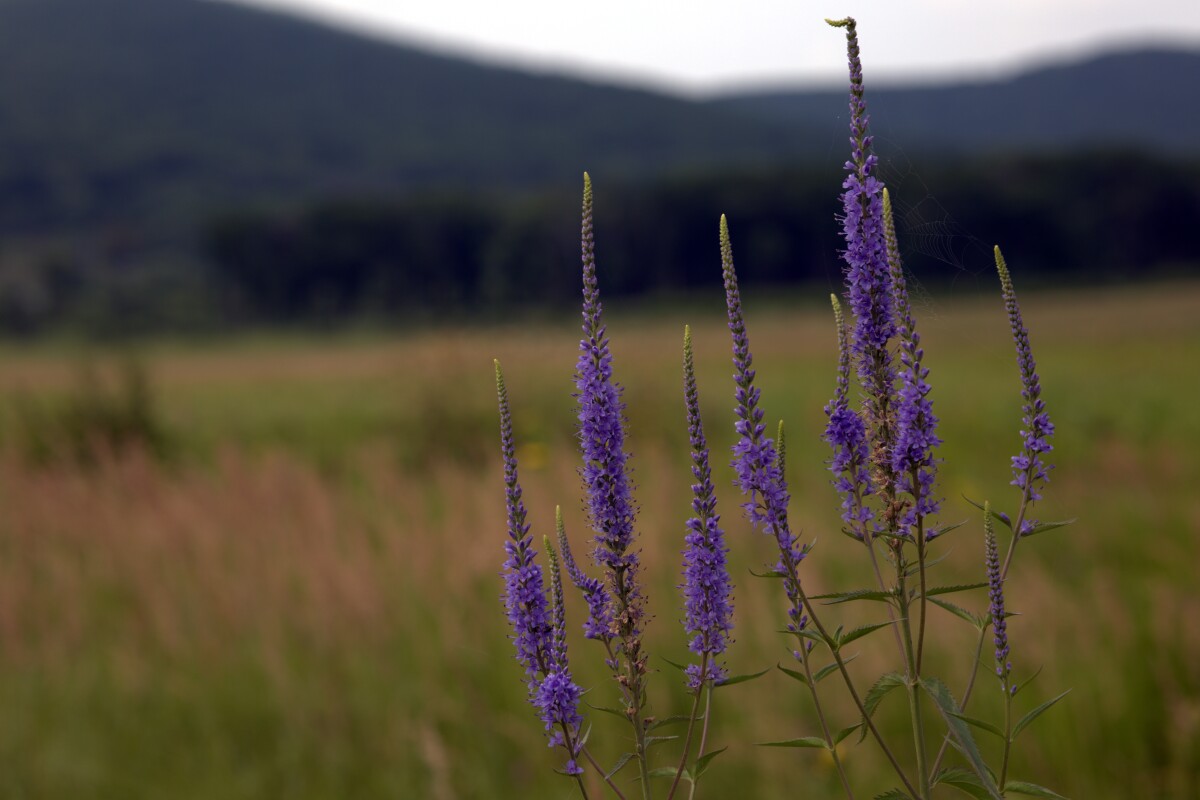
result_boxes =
[538,537,585,775]
[681,325,734,690]
[824,293,874,537]
[995,246,1055,530]
[884,189,942,537]
[720,215,800,567]
[983,504,1013,693]
[495,360,553,694]
[555,507,614,643]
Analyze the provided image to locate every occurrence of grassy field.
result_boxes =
[0,279,1197,798]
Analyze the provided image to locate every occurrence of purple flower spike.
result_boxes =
[884,189,942,536]
[495,361,553,693]
[556,507,614,642]
[539,538,585,771]
[828,18,895,376]
[824,293,875,536]
[995,246,1055,522]
[681,325,733,690]
[720,216,800,567]
[576,174,640,584]
[984,504,1012,689]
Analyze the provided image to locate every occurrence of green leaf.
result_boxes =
[586,703,628,720]
[949,711,1005,739]
[834,723,862,745]
[860,672,907,740]
[661,657,688,672]
[905,549,956,577]
[777,663,809,687]
[644,735,679,749]
[839,619,901,648]
[1004,780,1069,799]
[694,746,728,778]
[925,582,988,597]
[716,667,770,687]
[810,587,897,605]
[873,790,914,800]
[814,654,856,682]
[928,596,986,628]
[929,519,968,539]
[1015,666,1044,695]
[604,753,634,780]
[934,767,994,799]
[757,736,829,749]
[748,568,787,579]
[1021,519,1076,538]
[648,714,702,731]
[919,677,1004,799]
[646,766,683,779]
[1012,690,1071,738]
[964,496,1012,529]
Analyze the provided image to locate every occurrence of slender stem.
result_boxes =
[783,550,920,799]
[999,690,1014,789]
[865,538,908,661]
[914,496,930,675]
[793,624,856,799]
[897,565,931,800]
[560,723,592,800]
[666,654,708,800]
[581,746,630,800]
[928,493,1030,781]
[686,687,714,800]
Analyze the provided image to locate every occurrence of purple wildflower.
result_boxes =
[984,504,1013,690]
[539,538,585,774]
[555,507,614,642]
[823,293,874,536]
[884,189,942,536]
[495,360,553,693]
[720,216,799,566]
[995,246,1055,528]
[681,325,733,690]
[576,174,640,591]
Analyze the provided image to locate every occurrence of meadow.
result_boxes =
[0,278,1196,798]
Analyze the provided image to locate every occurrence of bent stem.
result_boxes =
[581,746,629,800]
[686,685,714,800]
[790,608,856,799]
[666,654,709,800]
[560,723,591,800]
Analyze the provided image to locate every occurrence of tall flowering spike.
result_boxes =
[538,537,585,775]
[828,17,898,513]
[555,506,614,641]
[824,293,874,536]
[720,216,799,565]
[984,504,1013,691]
[681,325,734,690]
[575,174,641,624]
[495,360,553,691]
[884,189,942,537]
[996,246,1055,527]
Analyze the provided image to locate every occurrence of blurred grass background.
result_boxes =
[0,279,1195,798]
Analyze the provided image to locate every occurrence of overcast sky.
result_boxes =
[229,0,1200,94]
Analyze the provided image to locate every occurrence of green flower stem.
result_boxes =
[897,559,932,800]
[781,547,920,799]
[792,611,856,799]
[666,654,708,800]
[560,723,591,800]
[686,686,714,800]
[581,746,629,800]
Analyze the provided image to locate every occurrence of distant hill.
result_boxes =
[0,0,1196,237]
[711,48,1200,156]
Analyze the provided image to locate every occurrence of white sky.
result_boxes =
[229,0,1200,94]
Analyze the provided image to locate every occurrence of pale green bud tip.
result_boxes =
[555,505,564,533]
[683,324,692,351]
[494,359,505,389]
[994,245,1012,283]
[825,17,852,28]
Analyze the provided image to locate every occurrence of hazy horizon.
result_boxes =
[223,0,1200,95]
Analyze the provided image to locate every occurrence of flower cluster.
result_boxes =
[984,505,1013,691]
[824,294,874,535]
[681,325,733,690]
[996,246,1055,523]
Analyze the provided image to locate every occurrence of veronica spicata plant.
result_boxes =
[495,17,1071,799]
